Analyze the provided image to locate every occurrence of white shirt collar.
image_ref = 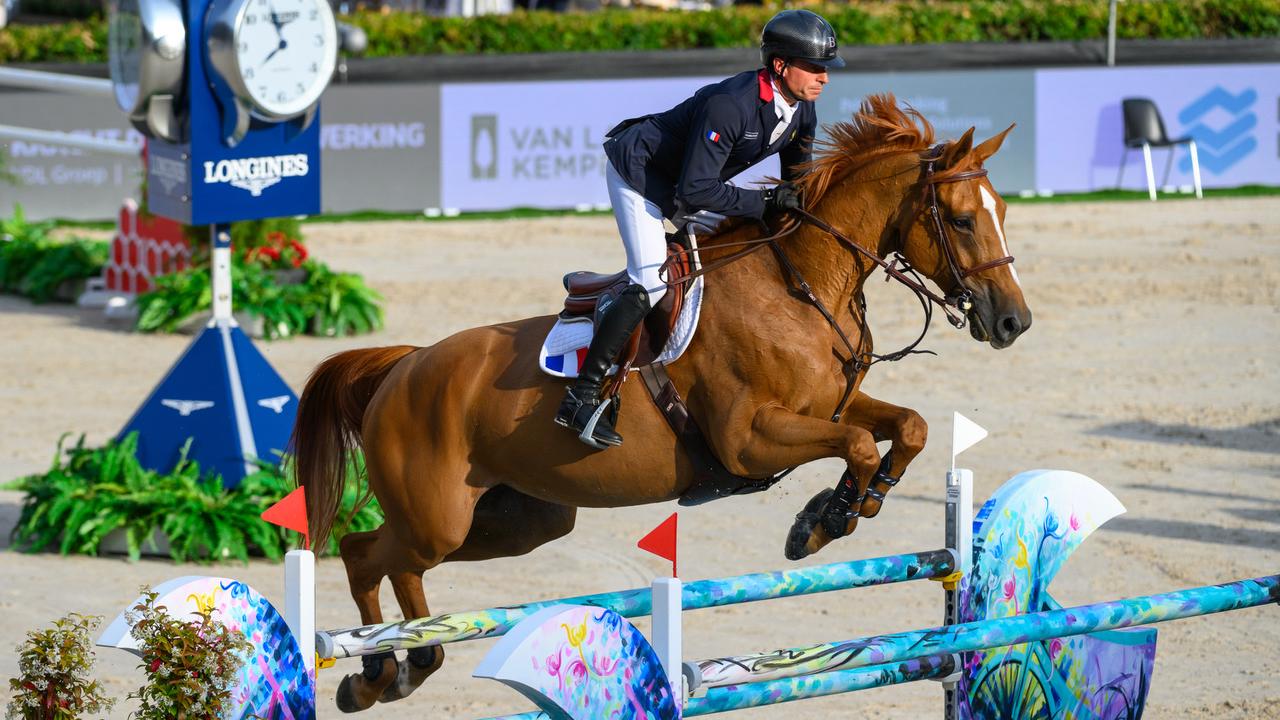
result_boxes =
[770,77,797,125]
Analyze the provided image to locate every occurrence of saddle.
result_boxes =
[557,211,781,506]
[560,237,692,374]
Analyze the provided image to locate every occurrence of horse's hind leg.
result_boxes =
[374,571,444,704]
[334,528,401,713]
[367,485,578,705]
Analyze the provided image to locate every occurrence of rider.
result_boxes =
[556,9,844,449]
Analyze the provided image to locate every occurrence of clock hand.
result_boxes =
[262,38,287,66]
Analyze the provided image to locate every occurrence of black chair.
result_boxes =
[1118,98,1202,201]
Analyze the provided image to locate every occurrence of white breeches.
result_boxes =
[606,159,668,306]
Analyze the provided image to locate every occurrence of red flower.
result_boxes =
[149,658,162,673]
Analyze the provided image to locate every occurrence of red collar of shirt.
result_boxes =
[757,69,773,102]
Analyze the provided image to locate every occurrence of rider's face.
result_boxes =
[776,59,829,103]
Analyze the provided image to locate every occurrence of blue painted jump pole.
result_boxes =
[684,653,958,716]
[483,654,959,720]
[316,548,957,659]
[693,574,1280,688]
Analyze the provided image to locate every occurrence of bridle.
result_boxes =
[659,142,1017,423]
[788,144,1014,330]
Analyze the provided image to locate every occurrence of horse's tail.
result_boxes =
[291,345,417,552]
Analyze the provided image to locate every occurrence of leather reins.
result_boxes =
[657,145,1017,423]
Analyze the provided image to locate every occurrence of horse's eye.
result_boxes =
[951,215,974,231]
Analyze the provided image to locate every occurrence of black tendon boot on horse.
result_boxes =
[555,284,651,448]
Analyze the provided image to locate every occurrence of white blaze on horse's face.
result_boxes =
[978,184,1020,288]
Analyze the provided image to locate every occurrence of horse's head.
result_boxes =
[894,125,1032,349]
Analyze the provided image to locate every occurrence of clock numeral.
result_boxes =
[297,82,305,93]
[259,85,268,97]
[239,41,249,53]
[277,91,288,102]
[309,9,318,19]
[244,68,255,79]
[309,62,319,72]
[314,33,324,46]
[244,12,256,23]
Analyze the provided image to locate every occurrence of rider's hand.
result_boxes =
[765,182,802,213]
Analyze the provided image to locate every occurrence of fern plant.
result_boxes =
[6,433,383,562]
[135,257,384,339]
[0,205,109,302]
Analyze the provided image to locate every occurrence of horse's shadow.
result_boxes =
[1086,417,1280,455]
[1103,516,1280,551]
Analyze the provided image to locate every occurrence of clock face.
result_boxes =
[233,0,337,119]
[109,0,143,114]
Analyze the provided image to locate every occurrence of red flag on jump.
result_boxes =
[262,486,310,550]
[637,512,678,578]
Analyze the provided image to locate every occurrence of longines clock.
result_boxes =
[204,0,338,146]
[109,0,186,142]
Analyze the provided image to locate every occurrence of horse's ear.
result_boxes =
[940,127,975,169]
[973,123,1016,164]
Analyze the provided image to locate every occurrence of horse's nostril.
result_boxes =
[998,314,1022,338]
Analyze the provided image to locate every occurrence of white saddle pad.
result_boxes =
[539,275,704,378]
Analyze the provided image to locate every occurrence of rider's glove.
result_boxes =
[764,182,802,213]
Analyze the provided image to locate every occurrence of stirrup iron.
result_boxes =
[577,397,615,450]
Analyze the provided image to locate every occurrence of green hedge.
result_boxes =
[3,0,1277,63]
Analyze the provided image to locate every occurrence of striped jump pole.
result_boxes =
[694,574,1280,688]
[482,654,959,720]
[316,548,957,659]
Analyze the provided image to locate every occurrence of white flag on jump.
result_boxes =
[952,412,988,471]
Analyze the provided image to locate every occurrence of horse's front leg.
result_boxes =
[731,405,882,561]
[842,391,928,518]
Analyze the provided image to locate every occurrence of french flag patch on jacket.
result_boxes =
[706,130,721,143]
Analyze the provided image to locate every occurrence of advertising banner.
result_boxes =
[440,77,783,213]
[1035,64,1280,192]
[820,69,1038,194]
[0,91,144,221]
[320,83,442,213]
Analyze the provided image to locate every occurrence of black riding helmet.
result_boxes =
[760,9,845,70]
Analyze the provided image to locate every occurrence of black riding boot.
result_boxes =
[555,284,651,448]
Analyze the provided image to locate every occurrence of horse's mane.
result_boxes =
[699,94,954,246]
[793,93,944,206]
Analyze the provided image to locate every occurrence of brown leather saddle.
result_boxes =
[556,213,782,506]
[560,236,692,376]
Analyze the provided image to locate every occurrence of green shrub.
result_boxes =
[0,205,108,303]
[6,432,384,563]
[5,614,115,720]
[3,0,1277,64]
[134,255,385,339]
[125,590,252,720]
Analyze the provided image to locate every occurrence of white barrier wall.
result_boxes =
[1035,64,1280,193]
[2,62,1276,220]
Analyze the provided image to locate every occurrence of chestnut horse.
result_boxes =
[292,95,1031,712]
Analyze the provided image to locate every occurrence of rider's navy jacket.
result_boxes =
[604,69,817,221]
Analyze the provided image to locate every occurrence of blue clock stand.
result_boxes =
[118,0,324,488]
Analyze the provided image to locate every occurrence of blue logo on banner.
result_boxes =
[1177,86,1258,174]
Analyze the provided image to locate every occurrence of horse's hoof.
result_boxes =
[336,673,377,713]
[785,512,818,561]
[785,489,833,561]
[378,645,444,704]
